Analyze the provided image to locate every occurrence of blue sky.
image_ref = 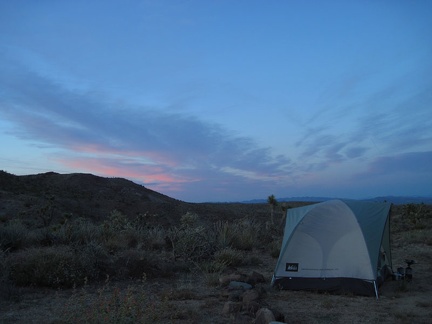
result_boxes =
[1,1,431,202]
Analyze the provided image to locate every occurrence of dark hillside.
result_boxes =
[0,171,283,227]
[0,171,188,226]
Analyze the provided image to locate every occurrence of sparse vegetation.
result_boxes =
[0,172,431,323]
[59,276,173,323]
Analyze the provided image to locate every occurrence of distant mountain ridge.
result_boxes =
[243,196,432,205]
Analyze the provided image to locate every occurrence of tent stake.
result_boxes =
[373,281,379,299]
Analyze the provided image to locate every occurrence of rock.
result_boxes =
[222,301,242,316]
[242,289,260,303]
[255,307,275,324]
[228,281,253,290]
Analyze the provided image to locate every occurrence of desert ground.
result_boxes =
[1,172,431,323]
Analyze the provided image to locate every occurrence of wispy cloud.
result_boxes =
[0,59,294,200]
[359,151,432,176]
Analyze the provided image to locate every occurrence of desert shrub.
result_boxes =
[180,212,200,227]
[8,246,86,287]
[230,217,260,251]
[7,244,111,288]
[0,219,29,252]
[117,226,167,250]
[104,209,130,231]
[398,203,432,231]
[142,226,167,250]
[120,227,142,249]
[26,227,61,247]
[102,234,130,253]
[129,212,154,230]
[213,220,234,249]
[167,214,214,261]
[55,218,102,245]
[214,247,244,266]
[79,241,112,279]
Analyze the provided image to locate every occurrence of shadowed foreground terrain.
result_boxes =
[1,171,431,323]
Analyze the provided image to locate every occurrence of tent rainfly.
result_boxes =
[271,199,392,298]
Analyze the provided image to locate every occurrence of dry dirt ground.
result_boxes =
[1,232,431,324]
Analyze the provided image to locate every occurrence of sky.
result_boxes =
[1,1,431,202]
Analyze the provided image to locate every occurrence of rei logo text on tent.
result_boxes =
[285,263,299,272]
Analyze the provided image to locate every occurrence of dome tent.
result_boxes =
[271,199,392,298]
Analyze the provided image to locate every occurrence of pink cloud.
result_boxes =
[69,143,180,168]
[56,156,199,195]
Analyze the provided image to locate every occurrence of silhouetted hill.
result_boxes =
[0,171,274,226]
[0,171,186,226]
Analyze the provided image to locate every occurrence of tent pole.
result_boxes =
[373,281,379,299]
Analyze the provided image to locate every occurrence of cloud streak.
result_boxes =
[0,60,296,200]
